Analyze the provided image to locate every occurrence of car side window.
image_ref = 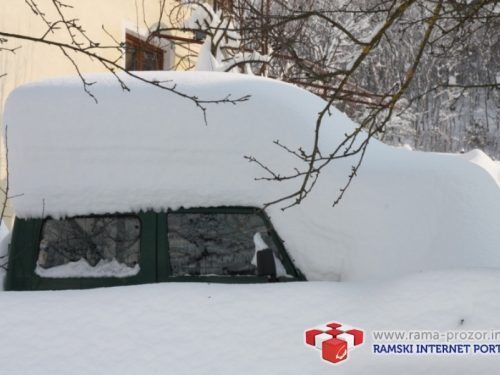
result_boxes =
[167,212,284,277]
[36,216,141,278]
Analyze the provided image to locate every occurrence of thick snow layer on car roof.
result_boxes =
[4,71,500,282]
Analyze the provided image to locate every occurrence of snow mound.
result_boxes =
[4,72,500,282]
[35,258,140,278]
[452,149,500,188]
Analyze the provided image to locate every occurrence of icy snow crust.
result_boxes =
[5,71,500,282]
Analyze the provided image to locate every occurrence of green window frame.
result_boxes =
[157,207,303,284]
[7,212,157,291]
[5,207,305,291]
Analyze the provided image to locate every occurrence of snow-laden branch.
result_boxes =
[182,1,271,73]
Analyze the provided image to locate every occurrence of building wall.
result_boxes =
[0,0,201,227]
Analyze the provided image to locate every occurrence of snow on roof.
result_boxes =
[4,71,500,282]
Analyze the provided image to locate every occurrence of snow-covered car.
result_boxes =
[4,72,500,374]
[4,71,500,291]
[4,72,316,291]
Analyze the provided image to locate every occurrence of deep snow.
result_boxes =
[451,149,500,188]
[4,72,500,282]
[0,269,500,374]
[2,72,500,374]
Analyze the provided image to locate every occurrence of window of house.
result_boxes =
[167,212,286,277]
[36,216,141,278]
[125,34,164,71]
[214,0,234,13]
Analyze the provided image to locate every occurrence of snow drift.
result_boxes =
[1,269,500,374]
[4,71,500,282]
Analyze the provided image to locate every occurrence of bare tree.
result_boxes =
[2,0,500,215]
[166,0,500,209]
[0,0,251,123]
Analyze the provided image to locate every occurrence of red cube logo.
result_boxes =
[305,329,323,346]
[347,329,364,346]
[305,321,363,365]
[322,338,348,363]
[326,329,343,338]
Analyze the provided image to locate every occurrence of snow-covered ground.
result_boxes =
[1,269,499,374]
[2,72,500,373]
